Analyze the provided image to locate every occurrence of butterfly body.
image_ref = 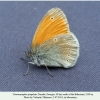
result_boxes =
[25,8,79,70]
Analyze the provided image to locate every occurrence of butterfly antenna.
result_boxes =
[20,57,27,61]
[45,65,53,77]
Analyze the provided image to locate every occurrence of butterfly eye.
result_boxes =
[50,16,54,20]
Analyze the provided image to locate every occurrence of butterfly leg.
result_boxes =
[45,65,53,77]
[23,62,30,76]
[23,62,34,76]
[20,57,30,76]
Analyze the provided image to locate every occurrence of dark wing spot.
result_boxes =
[53,38,57,42]
[50,16,54,20]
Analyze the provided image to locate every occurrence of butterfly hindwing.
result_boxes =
[35,33,79,68]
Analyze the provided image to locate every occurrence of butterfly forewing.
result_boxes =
[31,8,70,49]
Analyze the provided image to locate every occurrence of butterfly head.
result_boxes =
[25,49,41,66]
[25,50,32,59]
[25,50,36,62]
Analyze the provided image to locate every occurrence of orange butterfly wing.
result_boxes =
[31,8,70,49]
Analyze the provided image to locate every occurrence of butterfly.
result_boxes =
[23,7,79,76]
